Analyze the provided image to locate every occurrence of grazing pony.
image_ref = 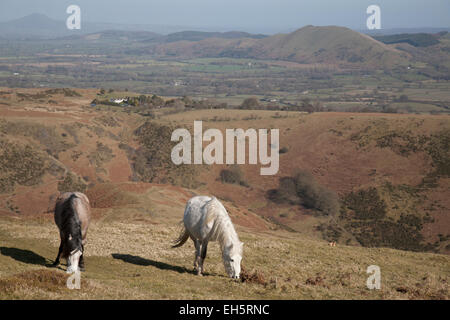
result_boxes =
[53,192,91,273]
[172,196,243,279]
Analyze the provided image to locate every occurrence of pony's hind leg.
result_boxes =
[192,238,201,275]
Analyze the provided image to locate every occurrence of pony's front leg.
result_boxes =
[52,240,63,267]
[199,241,208,275]
[79,244,85,271]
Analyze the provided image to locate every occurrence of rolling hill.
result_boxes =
[0,13,188,39]
[0,13,67,39]
[373,32,443,47]
[59,30,267,43]
[162,30,267,42]
[147,25,410,69]
[59,30,161,42]
[0,15,439,71]
[255,25,409,66]
[0,87,448,254]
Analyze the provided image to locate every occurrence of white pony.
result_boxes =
[172,196,243,279]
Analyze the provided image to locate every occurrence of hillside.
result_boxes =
[148,25,410,68]
[0,87,448,299]
[254,26,409,67]
[162,109,450,253]
[0,87,448,253]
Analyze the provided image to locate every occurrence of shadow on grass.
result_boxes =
[0,247,48,266]
[111,253,195,275]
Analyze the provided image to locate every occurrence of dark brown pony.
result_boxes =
[52,192,91,273]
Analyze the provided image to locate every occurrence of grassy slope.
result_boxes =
[0,87,449,299]
[0,193,448,300]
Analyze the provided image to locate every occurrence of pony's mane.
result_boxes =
[205,197,241,255]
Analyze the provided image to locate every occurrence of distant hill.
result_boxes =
[0,13,171,39]
[363,27,450,36]
[0,15,434,69]
[0,13,268,40]
[0,13,68,38]
[161,30,267,42]
[253,25,408,66]
[149,25,409,68]
[60,30,161,42]
[373,33,445,47]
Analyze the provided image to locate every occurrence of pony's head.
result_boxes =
[63,232,83,274]
[66,248,82,273]
[223,241,243,279]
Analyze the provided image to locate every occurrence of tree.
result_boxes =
[299,98,314,113]
[312,100,324,112]
[241,97,259,109]
[151,95,164,106]
[398,94,409,102]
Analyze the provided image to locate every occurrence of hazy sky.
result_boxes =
[1,0,449,33]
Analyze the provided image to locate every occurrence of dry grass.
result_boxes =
[240,266,267,286]
[0,207,448,299]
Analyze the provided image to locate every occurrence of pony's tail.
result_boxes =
[172,223,189,248]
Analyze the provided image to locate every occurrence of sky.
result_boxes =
[1,0,449,33]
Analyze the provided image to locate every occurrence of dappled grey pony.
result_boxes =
[52,192,91,273]
[172,196,243,279]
